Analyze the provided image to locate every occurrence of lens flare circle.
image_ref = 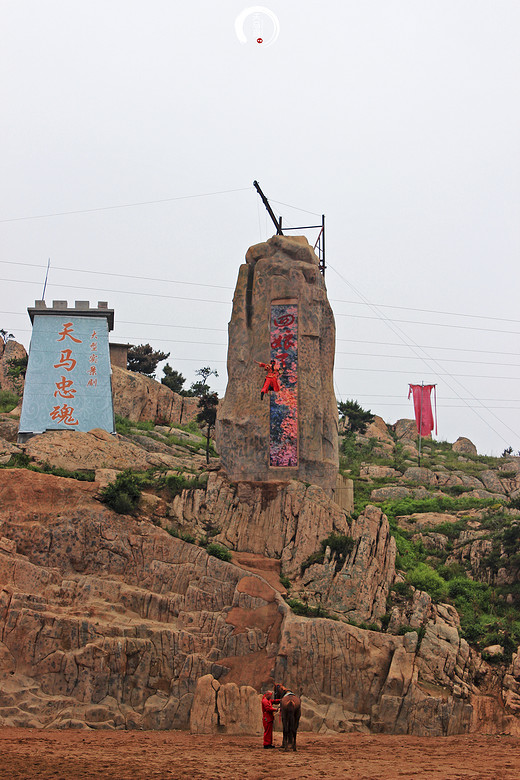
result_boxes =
[235,6,280,48]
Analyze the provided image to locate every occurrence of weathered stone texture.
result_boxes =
[21,428,206,473]
[299,505,396,623]
[0,340,26,395]
[112,365,199,425]
[190,675,262,735]
[169,473,349,580]
[216,235,338,496]
[452,436,478,455]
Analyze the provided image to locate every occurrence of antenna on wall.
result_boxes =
[253,180,326,276]
[41,258,51,300]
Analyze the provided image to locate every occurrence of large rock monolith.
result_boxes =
[216,236,338,496]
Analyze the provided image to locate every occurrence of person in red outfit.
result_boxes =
[261,691,278,748]
[256,360,281,400]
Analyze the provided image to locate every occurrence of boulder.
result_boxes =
[394,420,419,440]
[22,429,181,472]
[216,235,338,496]
[111,365,199,425]
[453,437,478,456]
[396,512,460,532]
[401,467,438,486]
[190,675,262,735]
[360,464,402,480]
[0,416,21,442]
[363,416,394,445]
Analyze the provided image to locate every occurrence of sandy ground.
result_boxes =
[0,730,519,780]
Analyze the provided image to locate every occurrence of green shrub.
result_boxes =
[391,581,413,598]
[406,563,448,602]
[280,575,292,590]
[396,625,418,635]
[358,621,381,632]
[5,452,31,468]
[301,532,355,575]
[166,528,197,544]
[165,472,207,498]
[286,598,336,620]
[0,390,19,413]
[206,542,232,562]
[101,470,142,514]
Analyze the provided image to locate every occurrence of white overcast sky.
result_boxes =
[1,1,519,455]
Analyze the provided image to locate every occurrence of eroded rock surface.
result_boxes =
[112,366,199,426]
[169,473,349,579]
[1,469,519,735]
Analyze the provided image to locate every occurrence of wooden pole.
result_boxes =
[418,381,424,467]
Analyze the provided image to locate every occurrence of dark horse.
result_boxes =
[274,684,301,751]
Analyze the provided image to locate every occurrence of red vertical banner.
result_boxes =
[408,384,437,436]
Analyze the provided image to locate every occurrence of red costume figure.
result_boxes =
[256,360,280,400]
[261,691,277,748]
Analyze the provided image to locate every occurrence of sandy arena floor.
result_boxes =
[0,729,519,780]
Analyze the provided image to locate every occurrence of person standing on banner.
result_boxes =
[256,360,281,400]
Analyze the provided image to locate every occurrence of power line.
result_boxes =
[334,311,520,335]
[328,263,520,446]
[336,337,519,358]
[335,350,520,369]
[335,365,520,380]
[1,278,230,306]
[4,276,520,336]
[3,258,520,326]
[269,198,322,217]
[331,297,520,325]
[0,187,252,223]
[0,260,234,291]
[2,307,519,358]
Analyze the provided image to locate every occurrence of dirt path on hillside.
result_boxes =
[0,729,519,780]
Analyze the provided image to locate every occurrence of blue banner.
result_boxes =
[19,315,114,434]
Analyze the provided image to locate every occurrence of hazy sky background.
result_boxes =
[1,1,519,455]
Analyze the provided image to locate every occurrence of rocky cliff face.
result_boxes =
[111,366,199,426]
[1,411,520,736]
[216,235,338,496]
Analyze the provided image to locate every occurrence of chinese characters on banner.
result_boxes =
[269,302,298,467]
[19,315,114,435]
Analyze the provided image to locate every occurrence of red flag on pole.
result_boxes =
[408,384,437,436]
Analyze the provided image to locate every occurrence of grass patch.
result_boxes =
[285,598,337,620]
[114,415,155,435]
[0,390,19,413]
[206,542,232,562]
[165,472,207,497]
[1,452,95,481]
[100,470,142,514]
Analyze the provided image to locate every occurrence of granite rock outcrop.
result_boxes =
[216,235,338,496]
[111,366,199,426]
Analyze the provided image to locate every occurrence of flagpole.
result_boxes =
[418,381,424,467]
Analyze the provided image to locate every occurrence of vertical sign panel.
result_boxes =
[19,315,114,434]
[269,301,298,467]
